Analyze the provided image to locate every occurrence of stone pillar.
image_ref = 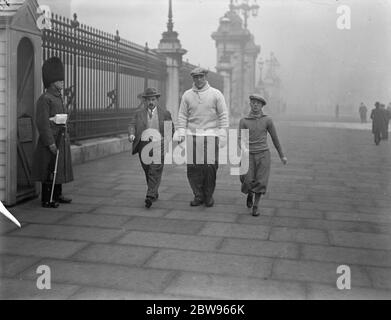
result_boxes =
[154,0,187,123]
[212,9,260,119]
[163,55,182,121]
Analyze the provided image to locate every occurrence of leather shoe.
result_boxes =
[190,198,204,207]
[145,198,153,209]
[246,193,253,208]
[58,195,72,204]
[42,202,59,209]
[205,197,215,208]
[252,206,260,217]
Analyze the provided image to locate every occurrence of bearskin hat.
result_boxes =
[42,57,65,89]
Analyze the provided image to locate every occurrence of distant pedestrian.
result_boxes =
[31,57,74,208]
[371,102,388,145]
[238,94,288,217]
[128,88,174,208]
[382,103,390,140]
[359,102,368,123]
[335,104,340,119]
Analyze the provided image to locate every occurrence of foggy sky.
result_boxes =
[40,0,391,113]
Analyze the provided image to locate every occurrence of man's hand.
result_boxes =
[128,134,136,143]
[49,144,58,155]
[281,156,288,165]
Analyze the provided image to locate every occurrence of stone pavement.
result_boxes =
[1,122,391,300]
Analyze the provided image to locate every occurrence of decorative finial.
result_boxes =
[167,0,174,32]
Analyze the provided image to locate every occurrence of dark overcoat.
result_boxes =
[371,108,388,134]
[31,87,74,184]
[128,106,174,156]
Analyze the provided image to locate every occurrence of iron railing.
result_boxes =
[42,13,167,141]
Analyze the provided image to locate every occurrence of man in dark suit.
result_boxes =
[128,88,174,208]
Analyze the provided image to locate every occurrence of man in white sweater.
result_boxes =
[176,68,229,207]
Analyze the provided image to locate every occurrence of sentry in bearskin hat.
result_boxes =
[42,57,65,89]
[32,55,73,209]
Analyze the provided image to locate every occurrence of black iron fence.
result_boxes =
[42,13,167,141]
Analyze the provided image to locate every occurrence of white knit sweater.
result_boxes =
[177,83,229,137]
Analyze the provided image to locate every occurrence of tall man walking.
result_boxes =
[176,68,229,207]
[128,88,174,208]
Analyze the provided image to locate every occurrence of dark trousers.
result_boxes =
[382,121,389,140]
[41,183,62,203]
[138,144,164,200]
[186,136,219,202]
[374,131,382,145]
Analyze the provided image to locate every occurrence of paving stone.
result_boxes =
[276,208,324,220]
[9,224,124,243]
[272,259,372,287]
[71,195,107,205]
[307,284,391,300]
[199,222,270,240]
[366,267,391,290]
[256,199,297,209]
[69,287,195,300]
[59,214,131,229]
[165,210,238,223]
[219,238,300,259]
[0,236,87,259]
[302,219,375,233]
[40,204,97,214]
[0,221,20,235]
[92,206,168,218]
[118,231,222,252]
[0,255,41,277]
[237,215,305,228]
[0,279,79,300]
[329,231,391,250]
[20,259,174,293]
[298,202,354,212]
[9,210,70,225]
[326,212,391,224]
[123,217,205,235]
[71,244,156,267]
[165,272,306,300]
[302,245,391,267]
[147,249,273,279]
[269,227,328,245]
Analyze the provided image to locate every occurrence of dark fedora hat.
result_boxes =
[142,88,161,98]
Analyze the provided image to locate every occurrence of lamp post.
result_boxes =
[230,0,260,29]
[144,42,149,90]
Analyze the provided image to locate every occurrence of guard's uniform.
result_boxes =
[31,57,73,206]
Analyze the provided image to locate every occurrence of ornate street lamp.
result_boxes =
[230,0,260,29]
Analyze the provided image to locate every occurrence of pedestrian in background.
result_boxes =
[31,57,74,208]
[371,102,388,145]
[359,102,368,123]
[128,88,174,208]
[238,94,288,217]
[381,103,390,140]
[176,67,229,208]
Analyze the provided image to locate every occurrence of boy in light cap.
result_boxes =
[238,94,287,217]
